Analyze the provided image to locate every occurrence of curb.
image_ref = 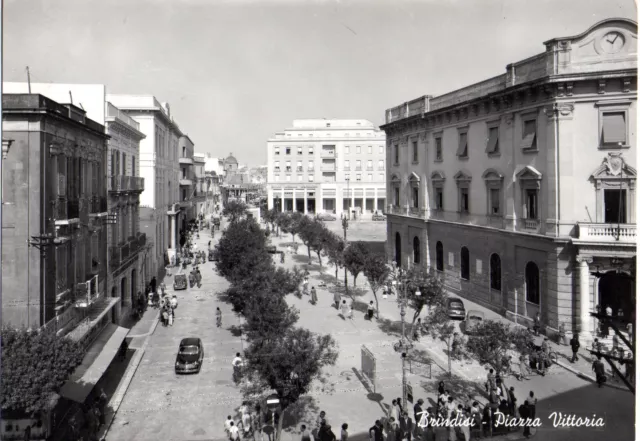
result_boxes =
[100,313,160,440]
[553,359,631,392]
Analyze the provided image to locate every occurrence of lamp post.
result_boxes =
[345,176,351,220]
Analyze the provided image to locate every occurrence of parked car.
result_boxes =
[317,212,337,221]
[266,245,278,254]
[372,213,387,221]
[208,250,217,262]
[462,310,485,334]
[175,337,204,374]
[173,274,188,291]
[447,298,466,319]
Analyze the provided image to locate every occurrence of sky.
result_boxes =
[3,0,637,166]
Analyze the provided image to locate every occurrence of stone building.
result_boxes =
[2,93,111,333]
[381,18,637,342]
[267,119,387,216]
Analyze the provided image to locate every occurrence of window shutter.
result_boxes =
[485,128,499,154]
[521,120,536,149]
[456,133,468,156]
[602,112,626,144]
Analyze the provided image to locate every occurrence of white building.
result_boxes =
[267,119,387,216]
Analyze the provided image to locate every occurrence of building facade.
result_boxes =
[178,135,196,227]
[106,95,194,273]
[381,18,637,343]
[193,152,207,218]
[267,119,387,216]
[2,94,111,332]
[105,102,147,324]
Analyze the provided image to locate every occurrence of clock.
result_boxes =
[601,31,625,54]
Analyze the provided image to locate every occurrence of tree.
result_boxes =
[223,200,249,223]
[426,300,456,376]
[2,327,86,414]
[404,267,448,339]
[213,218,268,283]
[280,212,305,243]
[308,222,330,266]
[325,232,347,289]
[344,242,370,287]
[244,328,338,441]
[243,292,300,342]
[362,254,390,318]
[297,216,316,261]
[465,320,533,375]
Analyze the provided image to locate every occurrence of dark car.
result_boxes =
[175,338,204,374]
[317,212,337,221]
[173,274,188,291]
[266,245,278,254]
[447,298,466,319]
[208,250,217,262]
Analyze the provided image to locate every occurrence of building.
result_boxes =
[2,94,111,332]
[105,102,147,323]
[204,170,222,215]
[380,18,637,343]
[223,153,239,177]
[178,135,197,226]
[204,154,225,177]
[266,119,387,216]
[2,84,154,313]
[193,152,207,218]
[106,95,195,271]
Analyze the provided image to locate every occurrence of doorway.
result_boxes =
[395,232,402,267]
[599,271,635,323]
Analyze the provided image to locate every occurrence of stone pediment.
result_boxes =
[590,152,637,180]
[516,165,542,181]
[482,168,504,181]
[453,170,472,182]
[430,171,445,182]
[390,174,401,183]
[409,172,420,182]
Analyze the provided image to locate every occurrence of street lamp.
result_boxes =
[345,176,351,220]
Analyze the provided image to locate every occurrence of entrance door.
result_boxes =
[604,189,627,223]
[599,271,635,323]
[395,232,402,267]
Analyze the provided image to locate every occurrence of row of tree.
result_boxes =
[214,204,339,440]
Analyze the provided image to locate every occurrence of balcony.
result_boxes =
[355,166,362,171]
[576,222,637,244]
[388,205,428,219]
[321,150,336,158]
[516,218,541,234]
[321,164,336,172]
[109,175,145,193]
[344,166,350,171]
[179,179,193,186]
[296,167,303,172]
[366,166,373,171]
[179,157,194,165]
[121,242,130,262]
[109,246,120,268]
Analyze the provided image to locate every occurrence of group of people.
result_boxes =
[189,266,203,288]
[158,291,178,327]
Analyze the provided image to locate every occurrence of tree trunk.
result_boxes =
[292,233,295,243]
[276,406,286,441]
[407,309,421,341]
[373,290,380,319]
[353,273,358,287]
[316,251,322,266]
[307,245,312,260]
[335,264,339,280]
[447,342,452,376]
[344,267,349,296]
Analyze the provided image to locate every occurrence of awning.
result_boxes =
[60,324,129,403]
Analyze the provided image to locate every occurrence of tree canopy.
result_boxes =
[465,320,533,375]
[344,242,370,286]
[213,217,268,283]
[223,200,250,223]
[363,253,390,318]
[2,327,86,414]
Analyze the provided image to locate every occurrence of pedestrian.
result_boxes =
[333,292,341,309]
[395,397,403,416]
[341,423,349,441]
[369,420,384,441]
[216,307,222,328]
[319,421,336,441]
[340,299,350,318]
[229,421,240,441]
[316,411,327,431]
[486,369,496,392]
[367,301,375,320]
[414,318,422,341]
[224,416,234,438]
[386,417,398,441]
[525,391,537,419]
[413,399,424,437]
[508,387,517,416]
[389,399,399,422]
[400,412,413,441]
[301,425,312,441]
[242,409,252,437]
[592,356,606,387]
[533,313,541,336]
[311,287,318,305]
[150,276,157,294]
[570,334,580,363]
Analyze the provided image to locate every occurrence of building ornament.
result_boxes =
[556,83,565,97]
[472,104,479,116]
[502,95,512,108]
[601,152,628,177]
[491,98,501,112]
[598,80,606,94]
[502,113,514,125]
[565,82,574,96]
[576,256,594,264]
[622,78,631,93]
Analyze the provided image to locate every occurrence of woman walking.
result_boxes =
[311,287,318,305]
[340,300,350,318]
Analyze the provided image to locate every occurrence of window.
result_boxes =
[490,253,501,291]
[525,262,540,304]
[297,161,303,171]
[274,161,280,171]
[285,161,291,172]
[486,126,500,155]
[356,174,361,181]
[378,160,384,170]
[394,187,400,206]
[309,147,314,154]
[344,160,350,170]
[367,160,372,170]
[308,175,314,182]
[345,146,350,154]
[456,131,468,158]
[368,146,373,154]
[394,144,399,164]
[521,119,537,151]
[308,160,314,170]
[356,160,362,170]
[379,173,385,181]
[460,247,470,280]
[459,188,469,213]
[604,189,627,223]
[435,137,443,161]
[412,187,419,208]
[435,188,443,210]
[483,169,504,216]
[286,175,291,182]
[275,175,280,182]
[356,146,361,154]
[412,141,419,162]
[490,189,500,215]
[436,241,444,271]
[379,146,384,154]
[524,189,537,219]
[455,171,471,213]
[286,147,291,155]
[297,174,303,181]
[297,147,303,155]
[368,174,373,182]
[413,237,421,264]
[601,111,627,147]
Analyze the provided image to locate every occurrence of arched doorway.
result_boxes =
[395,232,402,267]
[599,271,635,323]
[413,236,421,264]
[131,269,137,305]
[120,277,127,307]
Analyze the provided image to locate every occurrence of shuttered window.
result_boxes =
[521,120,537,150]
[456,132,468,157]
[485,127,499,154]
[602,112,626,145]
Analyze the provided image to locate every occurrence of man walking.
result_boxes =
[369,420,384,441]
[570,334,580,363]
[399,411,413,441]
[592,356,606,387]
[333,292,341,309]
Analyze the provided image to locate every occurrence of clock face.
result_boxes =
[601,31,625,54]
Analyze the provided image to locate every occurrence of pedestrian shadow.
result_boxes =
[426,372,487,402]
[350,367,387,415]
[375,317,404,338]
[227,325,243,337]
[281,396,320,434]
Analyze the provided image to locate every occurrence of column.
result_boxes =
[280,188,285,212]
[319,186,324,213]
[578,256,593,342]
[303,190,308,214]
[374,188,378,211]
[292,189,296,213]
[171,214,177,250]
[351,188,355,216]
[362,197,365,214]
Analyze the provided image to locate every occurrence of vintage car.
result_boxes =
[208,250,217,262]
[447,298,466,319]
[372,213,387,221]
[317,212,337,221]
[462,310,485,335]
[266,245,278,254]
[175,337,204,374]
[213,217,221,227]
[173,274,188,291]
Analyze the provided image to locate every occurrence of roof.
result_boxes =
[180,337,201,346]
[224,154,238,165]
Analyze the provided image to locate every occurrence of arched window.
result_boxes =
[525,262,540,304]
[413,236,421,264]
[395,232,402,266]
[490,254,501,291]
[436,241,444,271]
[460,247,470,280]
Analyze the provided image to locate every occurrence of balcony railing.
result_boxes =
[388,205,428,219]
[378,166,385,171]
[179,157,194,165]
[179,179,193,186]
[355,166,362,171]
[577,222,637,243]
[109,175,144,193]
[297,167,303,172]
[366,166,374,171]
[344,166,350,171]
